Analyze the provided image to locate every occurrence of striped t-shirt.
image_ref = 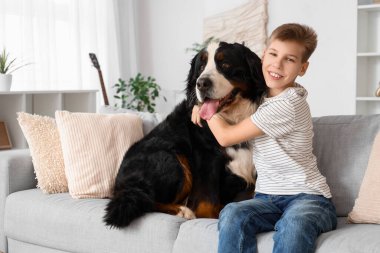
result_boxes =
[250,83,332,198]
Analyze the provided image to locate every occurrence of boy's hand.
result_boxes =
[191,105,203,127]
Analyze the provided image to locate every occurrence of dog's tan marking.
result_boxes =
[230,80,249,92]
[200,50,208,61]
[194,201,221,218]
[215,51,224,61]
[175,154,193,204]
[219,96,258,124]
[154,155,193,217]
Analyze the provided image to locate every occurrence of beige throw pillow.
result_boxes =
[348,131,380,224]
[17,112,68,193]
[55,111,143,199]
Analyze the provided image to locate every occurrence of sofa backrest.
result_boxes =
[99,105,163,136]
[99,106,380,217]
[312,114,380,216]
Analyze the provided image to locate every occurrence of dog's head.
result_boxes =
[186,41,266,120]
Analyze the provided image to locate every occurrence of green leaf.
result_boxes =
[112,73,166,112]
[0,48,31,74]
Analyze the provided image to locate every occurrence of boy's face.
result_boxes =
[262,39,309,97]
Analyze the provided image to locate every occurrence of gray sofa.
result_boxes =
[1,114,380,253]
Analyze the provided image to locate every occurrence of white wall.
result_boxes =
[132,0,357,116]
[135,0,204,114]
[267,0,357,116]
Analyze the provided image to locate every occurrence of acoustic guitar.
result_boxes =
[89,53,109,105]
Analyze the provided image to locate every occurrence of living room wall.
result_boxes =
[129,0,356,117]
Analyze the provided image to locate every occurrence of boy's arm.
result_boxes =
[191,105,264,147]
[207,115,264,147]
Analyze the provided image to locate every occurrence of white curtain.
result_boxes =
[0,0,137,106]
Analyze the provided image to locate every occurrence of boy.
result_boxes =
[192,23,337,253]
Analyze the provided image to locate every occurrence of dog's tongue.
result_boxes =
[199,99,219,120]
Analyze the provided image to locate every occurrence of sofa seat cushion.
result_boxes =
[4,189,185,253]
[173,217,380,253]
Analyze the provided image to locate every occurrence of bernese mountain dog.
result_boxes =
[104,41,267,228]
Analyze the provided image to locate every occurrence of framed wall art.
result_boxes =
[0,121,12,150]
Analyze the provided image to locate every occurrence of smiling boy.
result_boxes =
[192,23,337,253]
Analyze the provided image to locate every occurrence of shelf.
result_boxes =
[356,97,380,101]
[357,52,380,57]
[356,1,380,114]
[0,90,98,95]
[0,90,97,149]
[358,4,380,11]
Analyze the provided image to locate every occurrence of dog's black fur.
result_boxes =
[104,42,266,228]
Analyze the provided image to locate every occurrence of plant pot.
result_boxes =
[0,74,12,91]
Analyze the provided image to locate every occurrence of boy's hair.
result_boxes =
[268,23,317,62]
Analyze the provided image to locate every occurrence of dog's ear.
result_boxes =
[244,48,267,97]
[219,41,229,48]
[185,51,201,107]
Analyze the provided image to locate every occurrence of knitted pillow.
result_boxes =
[17,112,68,193]
[55,111,143,199]
[348,131,380,224]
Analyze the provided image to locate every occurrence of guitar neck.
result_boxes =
[89,53,109,106]
[97,69,109,106]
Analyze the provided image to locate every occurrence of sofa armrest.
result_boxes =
[0,149,36,194]
[0,149,36,253]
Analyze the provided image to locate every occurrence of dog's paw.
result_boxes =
[176,206,196,220]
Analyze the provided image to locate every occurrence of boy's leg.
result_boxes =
[273,194,337,253]
[218,194,282,253]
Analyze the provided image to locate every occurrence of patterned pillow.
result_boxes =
[17,112,68,193]
[348,131,380,224]
[55,111,143,199]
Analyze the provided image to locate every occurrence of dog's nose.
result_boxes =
[197,77,212,91]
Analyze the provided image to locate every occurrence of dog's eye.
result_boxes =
[221,63,231,70]
[199,64,205,72]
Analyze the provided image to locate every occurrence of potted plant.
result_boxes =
[113,73,165,113]
[0,48,30,91]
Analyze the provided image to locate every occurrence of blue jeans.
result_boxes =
[218,193,337,253]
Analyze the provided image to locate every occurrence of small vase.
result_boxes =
[376,82,380,97]
[0,74,12,91]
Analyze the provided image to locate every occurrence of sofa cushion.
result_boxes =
[7,238,69,253]
[172,218,274,253]
[348,131,380,224]
[55,111,144,199]
[17,112,68,194]
[172,217,380,253]
[4,189,185,253]
[312,114,380,216]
